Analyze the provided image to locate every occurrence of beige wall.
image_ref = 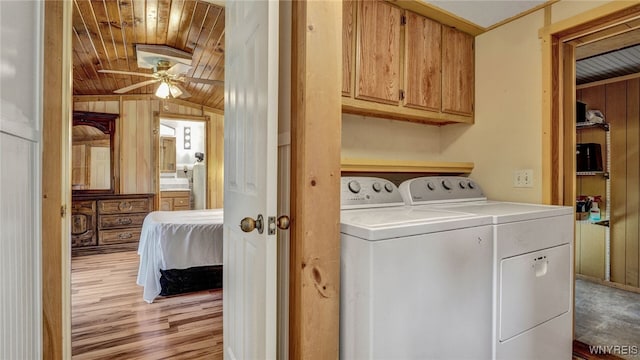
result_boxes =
[342,113,442,161]
[440,10,545,202]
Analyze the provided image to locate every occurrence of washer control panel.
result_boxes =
[341,177,404,209]
[398,176,486,205]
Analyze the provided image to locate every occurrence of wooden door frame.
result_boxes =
[289,1,342,358]
[42,1,73,359]
[42,1,342,359]
[153,112,210,211]
[542,2,640,206]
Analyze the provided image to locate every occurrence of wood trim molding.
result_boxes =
[152,113,160,211]
[341,158,474,174]
[73,95,224,115]
[388,0,485,36]
[485,0,559,32]
[342,97,473,125]
[576,274,640,295]
[290,1,342,358]
[577,72,640,90]
[539,2,640,40]
[158,112,207,121]
[43,1,72,359]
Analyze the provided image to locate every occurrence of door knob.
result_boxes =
[240,214,264,234]
[276,215,290,230]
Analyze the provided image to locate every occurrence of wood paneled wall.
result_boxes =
[74,97,224,209]
[577,78,640,288]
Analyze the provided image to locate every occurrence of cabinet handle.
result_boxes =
[118,201,132,211]
[117,217,132,225]
[118,232,133,239]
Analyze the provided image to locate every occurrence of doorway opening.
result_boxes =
[547,3,640,352]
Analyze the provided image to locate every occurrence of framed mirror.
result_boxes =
[160,136,177,172]
[72,111,118,194]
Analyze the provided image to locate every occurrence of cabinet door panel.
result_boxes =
[355,0,401,105]
[404,12,441,111]
[343,0,355,96]
[442,26,474,116]
[71,200,96,247]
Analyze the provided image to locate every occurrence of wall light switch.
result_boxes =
[513,169,533,188]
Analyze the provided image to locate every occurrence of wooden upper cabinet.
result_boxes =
[343,0,355,96]
[404,12,441,112]
[355,0,401,105]
[442,26,474,116]
[342,0,475,125]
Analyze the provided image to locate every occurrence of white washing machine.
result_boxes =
[340,177,494,360]
[399,176,574,360]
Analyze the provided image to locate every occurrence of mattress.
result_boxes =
[136,209,224,303]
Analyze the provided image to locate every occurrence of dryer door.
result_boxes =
[499,243,571,341]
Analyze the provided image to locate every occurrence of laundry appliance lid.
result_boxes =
[427,201,573,224]
[340,206,492,241]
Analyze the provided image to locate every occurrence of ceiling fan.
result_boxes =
[97,45,223,99]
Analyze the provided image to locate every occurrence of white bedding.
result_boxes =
[136,209,224,303]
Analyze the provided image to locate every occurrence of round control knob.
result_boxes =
[459,181,466,189]
[384,183,394,193]
[426,182,436,191]
[467,181,475,189]
[372,182,382,192]
[442,179,452,190]
[348,180,361,194]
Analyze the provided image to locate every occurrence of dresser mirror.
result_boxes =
[72,111,118,194]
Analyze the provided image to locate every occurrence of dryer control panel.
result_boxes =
[399,176,486,205]
[341,177,404,209]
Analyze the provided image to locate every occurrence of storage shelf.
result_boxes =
[577,218,610,227]
[341,158,474,174]
[577,171,609,179]
[576,121,609,131]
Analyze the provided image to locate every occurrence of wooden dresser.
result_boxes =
[71,194,153,256]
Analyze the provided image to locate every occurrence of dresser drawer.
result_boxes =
[174,196,189,208]
[99,228,142,245]
[98,198,151,214]
[99,213,147,230]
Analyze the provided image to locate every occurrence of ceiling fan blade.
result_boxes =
[98,69,156,78]
[178,77,223,85]
[113,79,160,94]
[166,63,192,76]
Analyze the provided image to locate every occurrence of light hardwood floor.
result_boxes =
[71,251,223,359]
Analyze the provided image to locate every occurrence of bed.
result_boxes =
[136,209,224,303]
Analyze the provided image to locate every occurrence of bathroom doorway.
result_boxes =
[156,114,210,211]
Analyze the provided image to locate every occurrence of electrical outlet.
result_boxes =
[513,169,533,188]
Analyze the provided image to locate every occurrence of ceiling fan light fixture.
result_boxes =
[155,81,171,99]
[169,83,183,98]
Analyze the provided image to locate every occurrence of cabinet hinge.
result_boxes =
[60,205,66,218]
[399,89,405,101]
[401,15,406,25]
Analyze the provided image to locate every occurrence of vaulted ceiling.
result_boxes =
[72,0,225,110]
[72,0,640,107]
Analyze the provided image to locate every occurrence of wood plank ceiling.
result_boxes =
[72,0,225,110]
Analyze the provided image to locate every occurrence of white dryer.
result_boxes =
[399,176,574,360]
[340,177,494,360]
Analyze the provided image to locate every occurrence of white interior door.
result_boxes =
[223,0,279,359]
[0,1,43,358]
